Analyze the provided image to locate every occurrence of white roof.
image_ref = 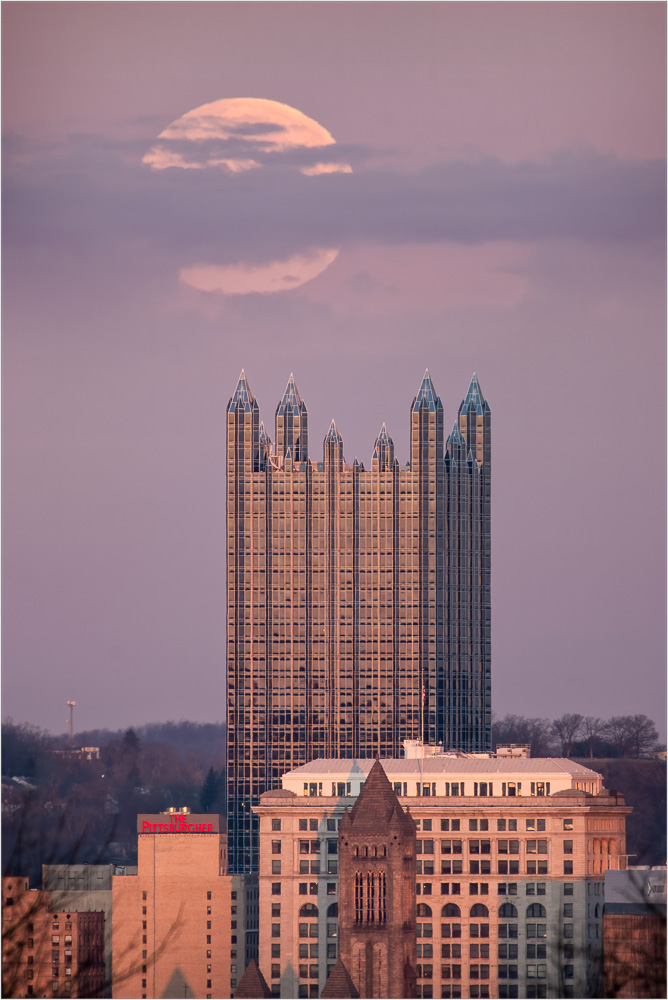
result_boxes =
[285,757,601,778]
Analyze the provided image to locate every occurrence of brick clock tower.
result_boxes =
[338,760,418,999]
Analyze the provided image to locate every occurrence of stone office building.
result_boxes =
[254,746,630,999]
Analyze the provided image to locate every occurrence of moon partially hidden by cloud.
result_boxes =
[143,97,349,295]
[180,249,340,296]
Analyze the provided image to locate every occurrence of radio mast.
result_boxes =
[66,701,77,746]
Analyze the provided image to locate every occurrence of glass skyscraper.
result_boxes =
[226,370,490,872]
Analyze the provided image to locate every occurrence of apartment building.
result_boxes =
[2,876,104,999]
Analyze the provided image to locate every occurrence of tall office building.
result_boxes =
[226,371,490,872]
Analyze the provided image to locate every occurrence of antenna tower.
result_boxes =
[66,701,77,746]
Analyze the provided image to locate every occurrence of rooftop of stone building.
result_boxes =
[277,755,609,801]
[287,757,601,776]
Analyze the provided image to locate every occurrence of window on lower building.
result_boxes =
[441,922,462,939]
[441,943,462,958]
[498,987,519,999]
[441,965,462,979]
[498,943,518,960]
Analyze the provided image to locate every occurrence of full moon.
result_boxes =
[144,98,348,295]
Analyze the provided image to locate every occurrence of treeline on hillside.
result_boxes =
[492,712,663,759]
[2,721,226,884]
[2,714,665,883]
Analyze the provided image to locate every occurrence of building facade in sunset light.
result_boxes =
[254,749,630,1000]
[111,811,239,999]
[226,371,491,873]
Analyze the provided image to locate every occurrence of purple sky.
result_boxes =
[3,3,665,737]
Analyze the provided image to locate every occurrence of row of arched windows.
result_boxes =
[354,871,387,924]
[353,845,388,858]
[417,903,549,919]
[299,903,338,919]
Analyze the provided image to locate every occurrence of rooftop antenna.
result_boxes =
[66,701,77,746]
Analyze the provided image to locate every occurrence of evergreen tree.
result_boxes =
[200,767,220,813]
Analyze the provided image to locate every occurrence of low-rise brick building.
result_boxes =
[2,876,104,999]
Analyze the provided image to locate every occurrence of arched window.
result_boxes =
[417,904,432,917]
[470,904,489,918]
[441,903,461,918]
[499,903,518,918]
[355,872,363,924]
[379,872,387,923]
[327,903,338,918]
[299,903,319,918]
[526,903,546,918]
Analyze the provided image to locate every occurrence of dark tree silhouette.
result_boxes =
[604,715,660,759]
[551,713,584,757]
[199,766,222,813]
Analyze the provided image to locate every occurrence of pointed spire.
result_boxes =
[461,372,486,415]
[233,957,272,999]
[259,421,269,445]
[275,373,308,461]
[373,422,394,471]
[321,957,360,999]
[276,373,302,416]
[377,422,391,446]
[325,419,343,444]
[448,420,464,446]
[348,759,415,835]
[412,369,441,413]
[229,369,254,412]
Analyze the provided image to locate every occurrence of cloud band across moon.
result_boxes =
[3,125,664,298]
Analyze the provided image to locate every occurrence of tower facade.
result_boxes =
[337,759,418,999]
[226,371,491,873]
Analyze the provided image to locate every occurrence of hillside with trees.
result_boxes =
[2,713,664,883]
[2,720,226,883]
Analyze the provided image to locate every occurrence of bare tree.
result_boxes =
[581,716,606,758]
[550,714,584,757]
[492,714,554,757]
[604,715,660,758]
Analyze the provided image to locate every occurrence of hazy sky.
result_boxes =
[3,3,665,737]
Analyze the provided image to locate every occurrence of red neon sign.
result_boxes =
[137,814,219,834]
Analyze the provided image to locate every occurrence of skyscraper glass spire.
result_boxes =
[226,371,491,872]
